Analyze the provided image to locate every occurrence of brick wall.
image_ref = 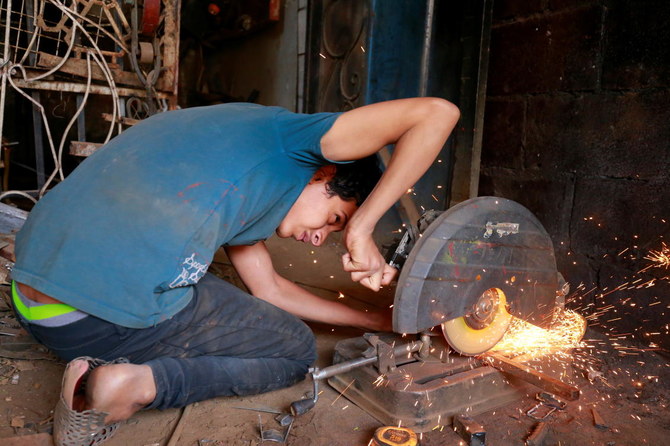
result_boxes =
[479,0,670,351]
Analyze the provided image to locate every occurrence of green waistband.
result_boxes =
[11,281,78,321]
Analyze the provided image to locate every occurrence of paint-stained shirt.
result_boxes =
[12,103,341,328]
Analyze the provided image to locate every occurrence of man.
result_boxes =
[11,98,459,442]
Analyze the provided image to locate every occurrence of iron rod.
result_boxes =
[0,0,14,144]
[12,78,170,98]
[312,340,423,380]
[418,0,435,97]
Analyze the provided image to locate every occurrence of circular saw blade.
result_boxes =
[441,290,512,355]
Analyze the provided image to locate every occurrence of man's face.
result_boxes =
[276,174,357,247]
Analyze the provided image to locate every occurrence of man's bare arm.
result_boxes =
[225,243,391,331]
[320,98,460,291]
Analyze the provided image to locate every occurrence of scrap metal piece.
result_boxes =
[527,403,555,421]
[69,141,103,157]
[526,391,569,421]
[275,413,294,427]
[232,406,282,415]
[453,415,486,446]
[260,429,284,442]
[167,403,194,446]
[536,392,566,410]
[483,353,580,401]
[526,422,548,446]
[259,414,294,443]
[591,407,608,430]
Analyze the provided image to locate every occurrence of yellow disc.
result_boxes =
[441,288,512,355]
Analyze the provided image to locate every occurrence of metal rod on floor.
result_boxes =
[166,403,195,446]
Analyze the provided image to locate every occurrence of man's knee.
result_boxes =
[299,332,317,368]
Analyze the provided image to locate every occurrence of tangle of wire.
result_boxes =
[0,0,129,201]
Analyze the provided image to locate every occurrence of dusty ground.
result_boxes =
[0,234,668,445]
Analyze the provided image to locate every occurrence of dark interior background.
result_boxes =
[479,0,669,353]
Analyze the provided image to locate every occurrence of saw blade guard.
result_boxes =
[393,196,559,336]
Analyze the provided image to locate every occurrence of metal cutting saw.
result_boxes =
[290,196,574,430]
[390,195,565,355]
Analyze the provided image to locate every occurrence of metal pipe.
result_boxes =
[0,0,13,144]
[312,340,423,381]
[31,91,46,188]
[418,0,436,97]
[11,78,171,99]
[2,0,12,63]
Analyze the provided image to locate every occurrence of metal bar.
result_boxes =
[12,78,171,99]
[312,340,423,380]
[76,94,86,141]
[69,141,102,157]
[101,112,139,126]
[418,0,435,97]
[31,91,46,189]
[0,0,13,144]
[166,403,194,446]
[483,352,580,401]
[37,52,145,88]
[157,0,180,102]
[0,69,8,149]
[526,422,549,446]
[448,1,494,206]
[467,0,493,199]
[2,0,12,62]
[453,415,486,446]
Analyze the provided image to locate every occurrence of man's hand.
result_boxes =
[226,243,394,330]
[342,230,397,291]
[321,98,459,291]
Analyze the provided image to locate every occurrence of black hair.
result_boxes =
[325,156,382,207]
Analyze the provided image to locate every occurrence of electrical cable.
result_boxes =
[36,0,122,141]
[1,0,123,198]
[0,190,37,204]
[22,0,78,82]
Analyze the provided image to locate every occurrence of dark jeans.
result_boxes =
[13,273,317,410]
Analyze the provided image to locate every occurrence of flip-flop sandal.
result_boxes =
[53,356,129,446]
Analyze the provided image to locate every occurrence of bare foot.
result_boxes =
[84,363,157,424]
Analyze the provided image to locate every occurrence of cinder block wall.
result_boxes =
[478,0,670,351]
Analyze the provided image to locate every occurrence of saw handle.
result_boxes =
[290,397,316,416]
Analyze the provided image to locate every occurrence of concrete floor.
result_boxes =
[1,233,669,445]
